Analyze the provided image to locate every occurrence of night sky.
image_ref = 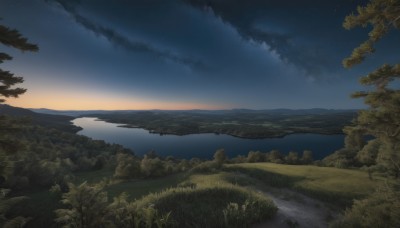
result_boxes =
[1,0,399,110]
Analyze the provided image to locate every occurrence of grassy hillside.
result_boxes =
[0,104,81,133]
[66,162,385,207]
[12,161,386,227]
[226,163,384,207]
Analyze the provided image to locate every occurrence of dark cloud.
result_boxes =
[183,0,365,77]
[46,0,209,71]
[2,0,391,109]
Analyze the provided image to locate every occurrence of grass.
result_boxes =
[13,173,186,228]
[75,168,186,200]
[14,162,387,227]
[226,163,386,207]
[134,183,277,228]
[74,167,115,183]
[106,173,186,200]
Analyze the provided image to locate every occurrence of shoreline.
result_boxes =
[93,118,345,139]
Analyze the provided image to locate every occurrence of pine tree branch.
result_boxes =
[0,25,38,52]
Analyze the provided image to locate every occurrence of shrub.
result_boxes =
[190,161,220,173]
[285,151,299,165]
[140,156,165,178]
[114,153,140,179]
[330,184,400,228]
[213,149,227,167]
[55,182,109,228]
[247,151,265,163]
[301,150,313,164]
[134,184,277,228]
[223,199,276,228]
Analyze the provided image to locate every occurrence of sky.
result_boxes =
[0,0,399,110]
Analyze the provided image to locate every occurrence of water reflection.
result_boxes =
[73,117,344,160]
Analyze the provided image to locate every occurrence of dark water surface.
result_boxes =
[73,117,344,160]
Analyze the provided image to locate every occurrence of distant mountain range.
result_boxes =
[0,105,81,133]
[29,107,359,117]
[1,105,359,138]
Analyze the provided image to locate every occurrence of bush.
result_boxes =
[140,156,165,178]
[134,184,277,228]
[190,161,220,173]
[331,184,400,228]
[285,151,299,165]
[247,151,265,163]
[114,153,141,179]
[213,149,227,167]
[55,182,175,228]
[322,148,358,168]
[223,199,276,228]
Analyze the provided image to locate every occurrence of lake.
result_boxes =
[73,117,344,160]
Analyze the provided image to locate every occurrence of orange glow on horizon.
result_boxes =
[6,92,229,111]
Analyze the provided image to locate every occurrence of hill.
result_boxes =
[0,104,81,133]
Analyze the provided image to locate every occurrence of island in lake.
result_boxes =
[81,109,357,139]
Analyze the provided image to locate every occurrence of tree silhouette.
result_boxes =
[213,149,227,167]
[343,0,400,177]
[0,23,38,227]
[0,24,38,103]
[55,182,110,228]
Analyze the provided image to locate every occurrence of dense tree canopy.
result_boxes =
[342,0,400,177]
[333,1,400,226]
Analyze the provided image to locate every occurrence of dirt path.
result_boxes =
[252,187,337,228]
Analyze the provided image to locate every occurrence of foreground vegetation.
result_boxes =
[4,153,388,228]
[0,111,395,227]
[226,163,385,207]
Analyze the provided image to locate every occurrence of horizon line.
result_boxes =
[21,106,360,112]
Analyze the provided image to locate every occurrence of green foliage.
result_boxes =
[190,161,220,173]
[343,0,400,67]
[356,139,380,166]
[106,173,186,201]
[341,0,400,177]
[134,184,277,228]
[114,153,141,179]
[285,151,300,165]
[227,163,384,207]
[331,184,400,228]
[55,182,109,228]
[301,150,313,164]
[230,154,247,163]
[234,149,311,165]
[91,110,355,139]
[55,182,175,228]
[247,151,265,163]
[0,189,30,228]
[376,138,400,177]
[213,148,227,167]
[267,149,284,163]
[140,156,165,178]
[0,121,127,191]
[0,24,38,102]
[223,166,300,188]
[223,199,276,228]
[105,192,175,228]
[323,148,358,168]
